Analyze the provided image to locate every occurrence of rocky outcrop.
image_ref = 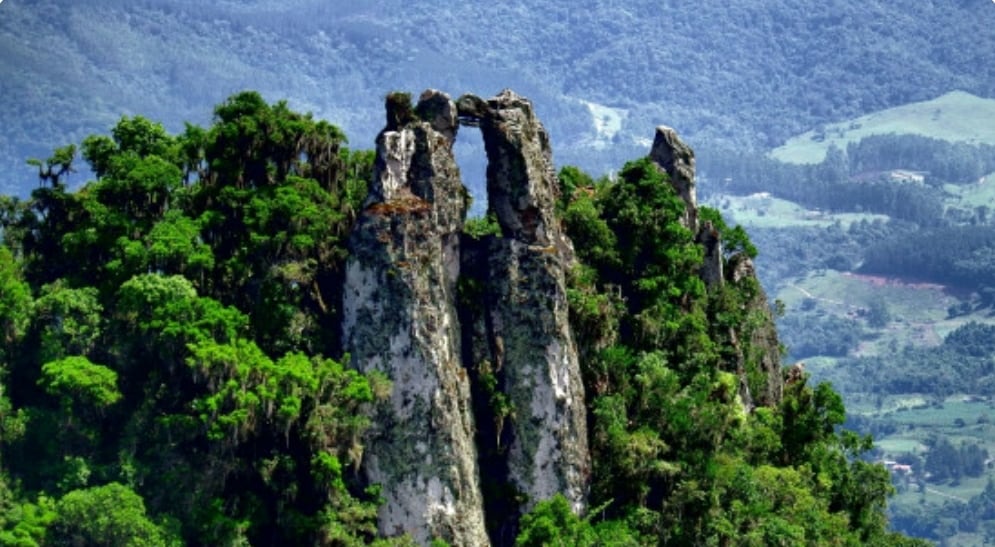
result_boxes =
[697,221,724,288]
[343,89,590,545]
[460,91,561,247]
[727,254,784,406]
[342,90,488,546]
[460,89,590,521]
[342,88,785,545]
[647,126,783,408]
[649,125,698,232]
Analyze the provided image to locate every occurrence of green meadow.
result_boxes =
[772,91,995,164]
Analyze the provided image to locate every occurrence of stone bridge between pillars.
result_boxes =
[343,88,589,546]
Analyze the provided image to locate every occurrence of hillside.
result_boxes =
[772,91,995,164]
[701,94,995,543]
[2,0,995,198]
[3,2,995,540]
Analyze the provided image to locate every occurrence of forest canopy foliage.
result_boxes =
[0,93,924,545]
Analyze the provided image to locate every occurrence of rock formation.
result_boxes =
[342,90,488,546]
[727,253,784,406]
[649,125,698,232]
[697,220,724,289]
[459,90,590,519]
[343,89,589,545]
[343,89,783,545]
[648,125,783,409]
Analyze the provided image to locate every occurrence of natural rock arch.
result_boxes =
[342,89,589,546]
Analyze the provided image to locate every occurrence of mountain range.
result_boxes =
[2,0,994,199]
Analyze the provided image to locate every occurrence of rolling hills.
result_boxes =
[772,91,995,164]
[2,0,995,198]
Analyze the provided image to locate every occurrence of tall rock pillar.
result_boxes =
[342,90,488,546]
[459,90,590,522]
[650,125,698,233]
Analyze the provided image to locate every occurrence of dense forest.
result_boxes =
[814,322,995,399]
[2,1,994,196]
[0,93,929,545]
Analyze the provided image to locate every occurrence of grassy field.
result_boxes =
[776,270,954,323]
[771,91,995,164]
[781,268,995,359]
[876,399,994,430]
[755,231,995,541]
[944,172,995,209]
[704,193,887,229]
[774,264,995,542]
[865,395,995,545]
[853,395,995,452]
[736,123,995,540]
[711,177,995,358]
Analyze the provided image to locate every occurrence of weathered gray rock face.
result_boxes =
[460,90,590,518]
[649,125,698,232]
[342,90,488,546]
[469,238,590,513]
[461,90,560,247]
[344,88,595,544]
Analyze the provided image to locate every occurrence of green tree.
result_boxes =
[0,247,32,348]
[39,356,121,412]
[0,495,58,547]
[32,282,102,363]
[517,495,640,547]
[866,297,890,329]
[27,145,77,188]
[48,483,179,547]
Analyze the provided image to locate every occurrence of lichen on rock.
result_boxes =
[459,90,561,247]
[345,88,592,545]
[461,90,590,523]
[342,89,488,546]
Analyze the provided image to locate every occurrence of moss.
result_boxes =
[463,213,501,240]
[385,91,416,131]
[456,276,485,315]
[475,360,515,447]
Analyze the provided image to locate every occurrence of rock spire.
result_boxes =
[342,90,488,546]
[343,89,589,545]
[460,90,590,519]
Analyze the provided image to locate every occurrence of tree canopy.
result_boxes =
[0,93,386,545]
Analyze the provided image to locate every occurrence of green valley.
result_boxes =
[703,92,995,544]
[3,1,995,543]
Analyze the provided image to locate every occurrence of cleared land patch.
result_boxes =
[772,91,995,164]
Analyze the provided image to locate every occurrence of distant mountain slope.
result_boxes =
[772,91,995,164]
[2,0,994,196]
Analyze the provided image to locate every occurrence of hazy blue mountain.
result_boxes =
[2,0,994,198]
